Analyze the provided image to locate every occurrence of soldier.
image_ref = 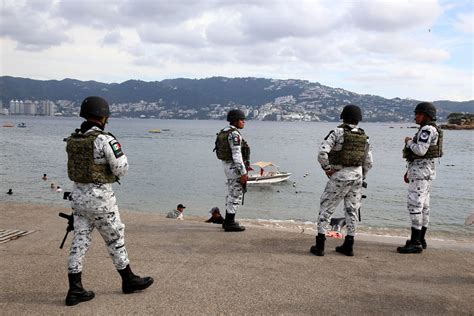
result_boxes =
[310,104,373,257]
[398,102,443,254]
[64,96,153,306]
[214,109,250,232]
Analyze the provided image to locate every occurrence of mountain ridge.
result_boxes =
[1,76,472,121]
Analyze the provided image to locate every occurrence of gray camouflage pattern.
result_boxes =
[68,209,129,273]
[68,126,130,273]
[406,125,438,180]
[221,125,247,215]
[224,177,243,215]
[405,124,439,229]
[407,179,431,229]
[316,124,373,236]
[318,178,363,236]
[221,125,247,178]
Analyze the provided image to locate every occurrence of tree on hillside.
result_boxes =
[447,112,473,125]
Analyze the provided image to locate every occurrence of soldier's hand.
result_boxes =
[324,168,336,178]
[404,137,412,144]
[240,174,248,185]
[403,171,409,184]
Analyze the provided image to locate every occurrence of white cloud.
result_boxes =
[137,23,206,47]
[57,0,126,28]
[350,0,442,32]
[102,32,123,45]
[345,62,473,100]
[239,1,344,41]
[454,13,474,33]
[0,0,70,50]
[0,0,472,100]
[357,33,450,62]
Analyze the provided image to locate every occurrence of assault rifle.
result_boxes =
[59,191,73,249]
[358,181,368,221]
[242,182,247,205]
[59,212,74,249]
[242,161,250,205]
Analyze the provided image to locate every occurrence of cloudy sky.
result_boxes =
[1,0,472,101]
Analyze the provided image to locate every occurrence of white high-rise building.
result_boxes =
[9,100,16,114]
[24,100,36,115]
[45,101,55,116]
[18,101,24,114]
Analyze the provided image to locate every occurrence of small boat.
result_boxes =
[148,129,161,133]
[17,122,27,128]
[2,123,14,127]
[247,161,292,185]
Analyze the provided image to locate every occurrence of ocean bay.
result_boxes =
[1,116,473,239]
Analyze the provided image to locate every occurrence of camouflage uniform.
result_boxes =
[317,124,373,236]
[405,124,439,230]
[68,126,130,274]
[221,126,247,215]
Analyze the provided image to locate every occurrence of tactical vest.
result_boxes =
[403,122,443,162]
[66,130,117,184]
[328,124,368,167]
[214,127,250,163]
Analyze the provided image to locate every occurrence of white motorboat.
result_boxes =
[247,161,292,184]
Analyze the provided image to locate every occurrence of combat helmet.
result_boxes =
[227,109,246,122]
[80,96,110,119]
[414,102,436,121]
[340,104,362,123]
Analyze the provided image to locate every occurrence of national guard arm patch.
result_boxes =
[109,139,124,158]
[418,130,431,143]
[232,134,241,146]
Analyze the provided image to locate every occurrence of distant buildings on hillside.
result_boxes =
[0,96,454,122]
[5,100,57,116]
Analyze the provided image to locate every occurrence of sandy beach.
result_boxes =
[1,201,473,315]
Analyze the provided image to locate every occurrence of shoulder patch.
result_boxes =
[232,134,241,146]
[418,130,431,143]
[109,139,124,158]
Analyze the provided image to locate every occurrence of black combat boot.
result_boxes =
[65,272,95,306]
[310,233,326,256]
[335,235,354,256]
[420,226,428,249]
[403,226,428,249]
[223,213,245,232]
[397,227,423,254]
[118,265,154,294]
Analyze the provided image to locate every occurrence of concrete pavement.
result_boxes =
[1,202,473,315]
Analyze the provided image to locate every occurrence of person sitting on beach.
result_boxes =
[465,214,474,226]
[42,174,48,180]
[206,207,224,224]
[56,186,63,192]
[167,204,186,220]
[7,188,13,195]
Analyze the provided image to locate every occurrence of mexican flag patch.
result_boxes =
[109,139,124,158]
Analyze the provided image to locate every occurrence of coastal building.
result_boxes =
[41,101,55,116]
[24,100,36,115]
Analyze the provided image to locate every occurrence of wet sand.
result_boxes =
[1,202,473,315]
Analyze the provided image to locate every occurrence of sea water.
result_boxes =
[1,116,473,240]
